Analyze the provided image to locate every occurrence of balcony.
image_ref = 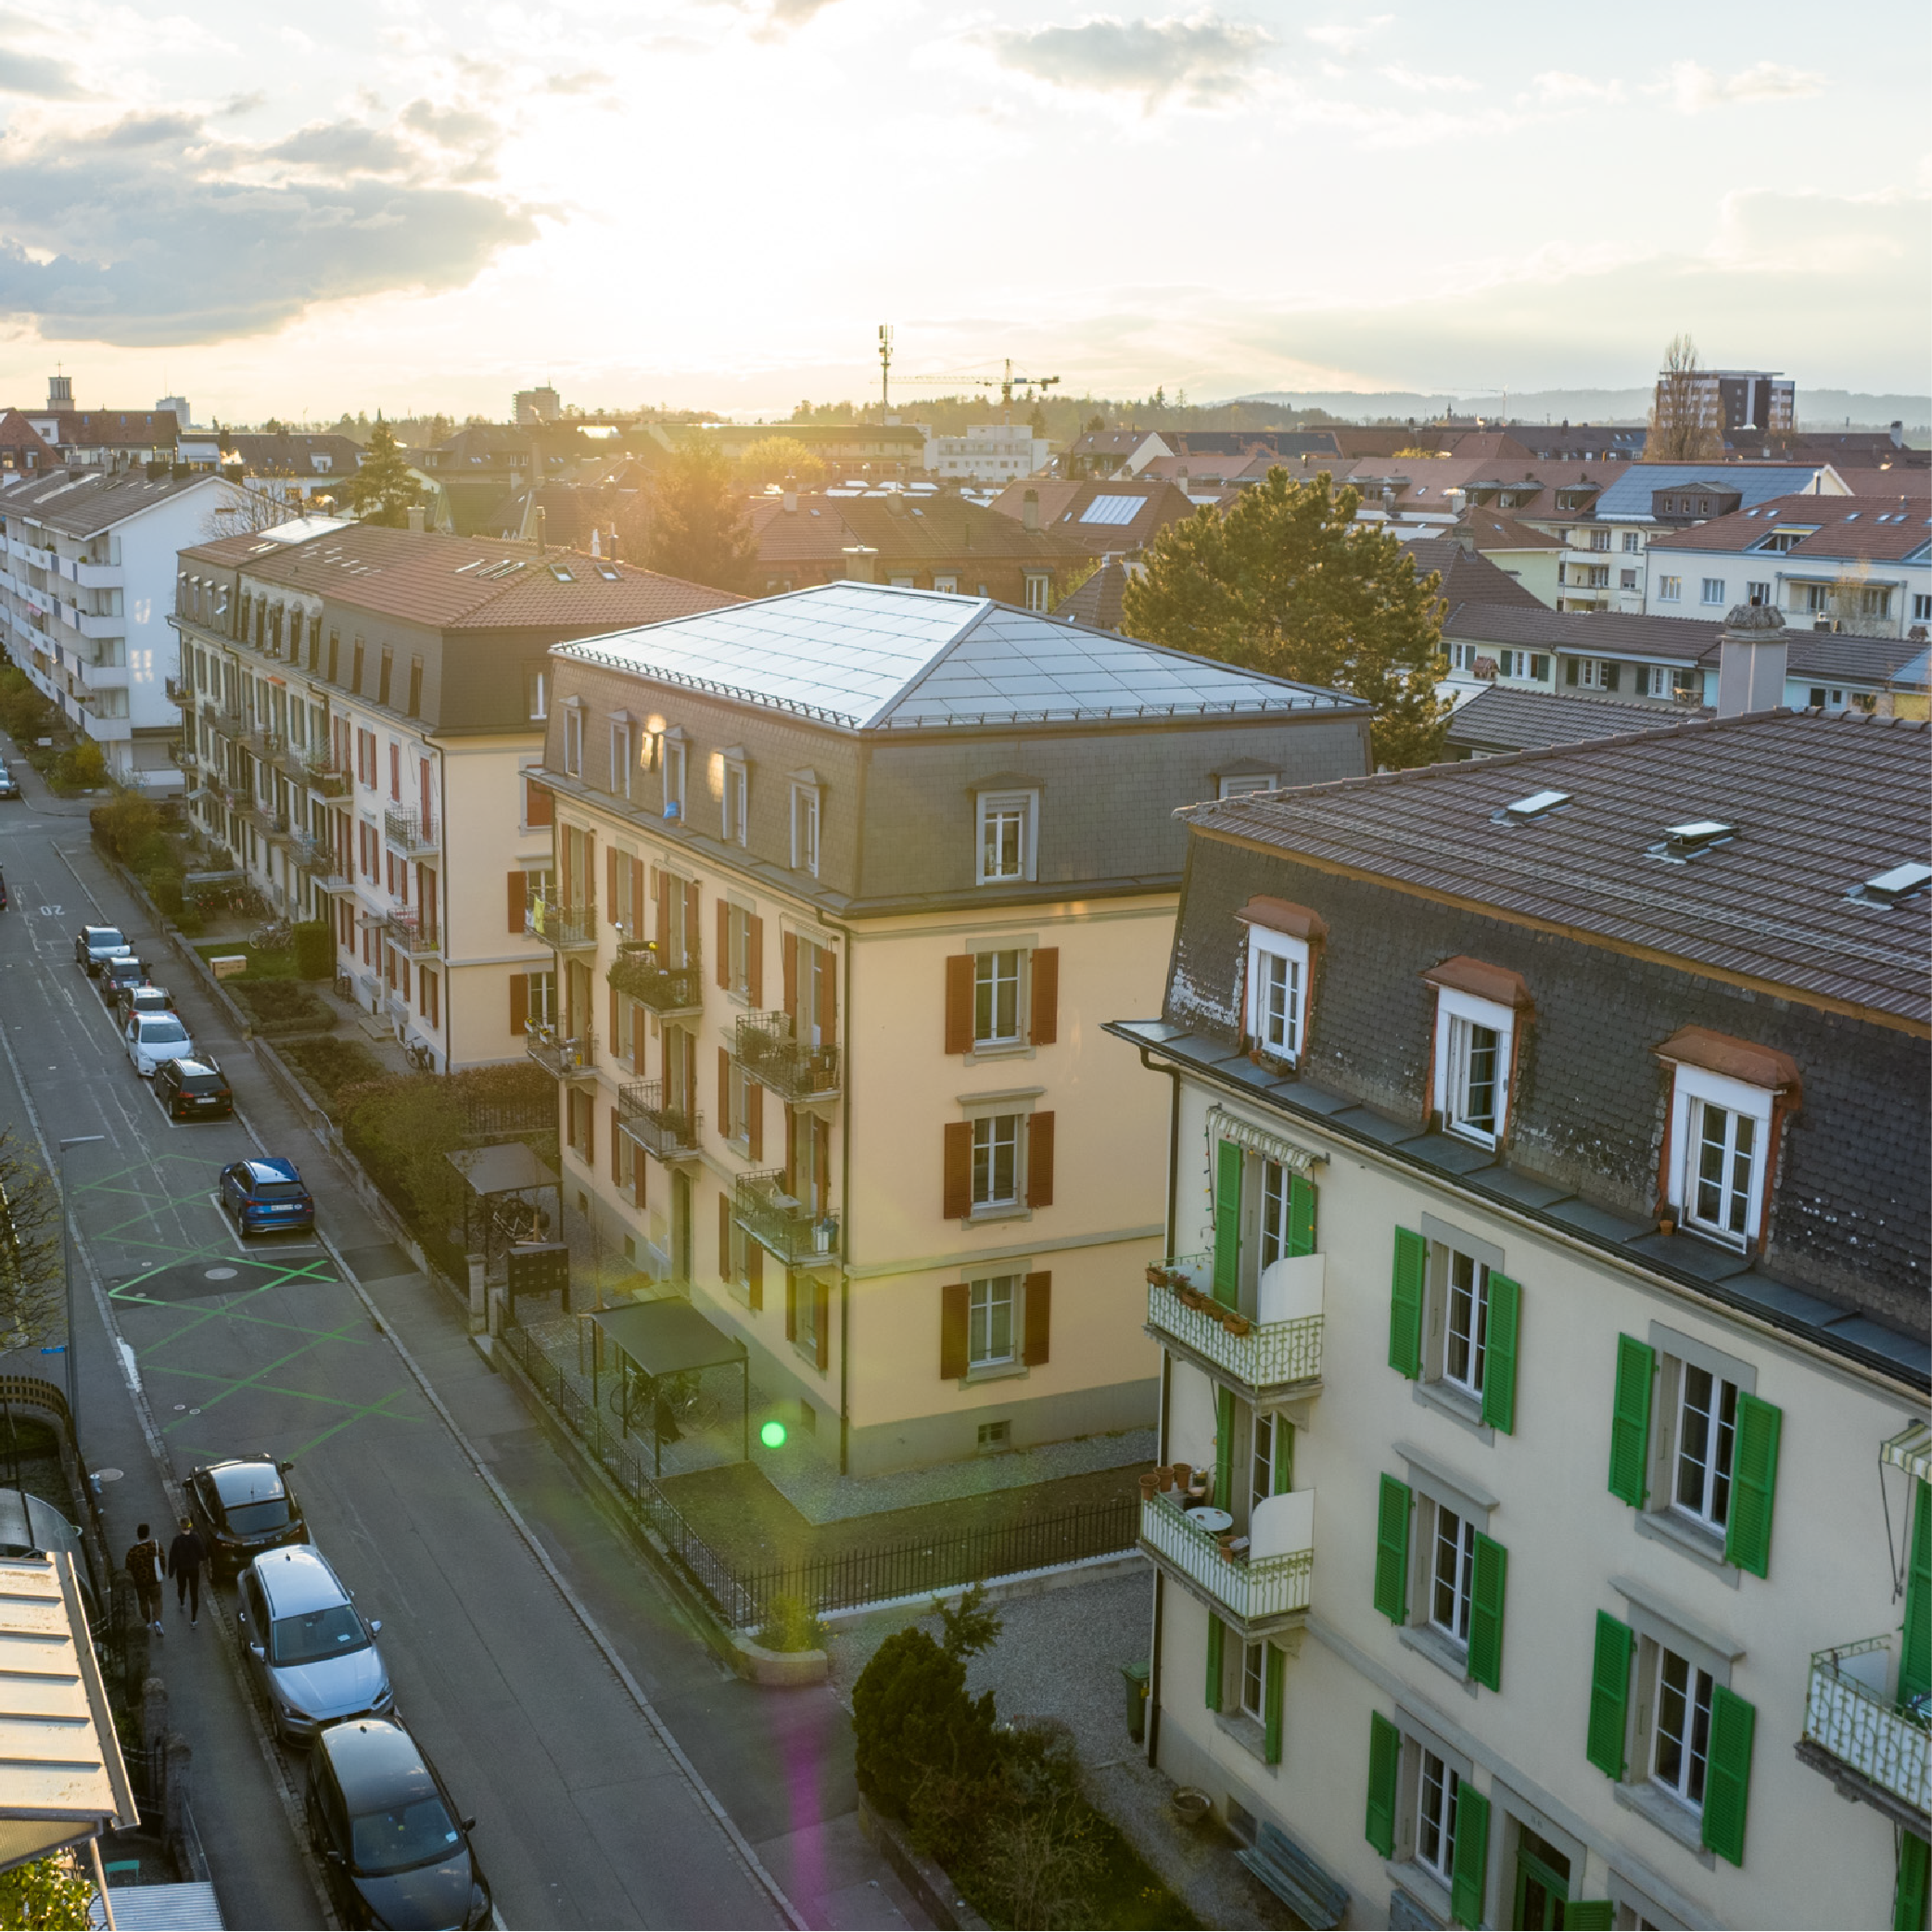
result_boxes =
[1138,1490,1313,1637]
[168,742,197,770]
[302,750,350,798]
[384,806,438,855]
[383,911,441,960]
[616,1081,703,1163]
[291,832,344,886]
[733,1170,840,1267]
[164,677,191,705]
[526,895,596,951]
[1145,1252,1324,1397]
[608,941,703,1016]
[80,660,130,691]
[736,1011,841,1103]
[1798,1635,1931,1829]
[524,1020,596,1082]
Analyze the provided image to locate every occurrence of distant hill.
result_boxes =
[1235,388,1931,436]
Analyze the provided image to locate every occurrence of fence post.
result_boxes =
[142,1673,169,1799]
[467,1253,486,1334]
[162,1732,192,1857]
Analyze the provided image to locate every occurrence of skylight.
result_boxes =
[1079,496,1146,527]
[1501,788,1571,821]
[1655,819,1737,860]
[1861,861,1932,905]
[550,563,575,582]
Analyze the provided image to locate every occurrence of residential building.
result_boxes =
[1443,512,1566,607]
[925,424,1050,483]
[1656,368,1794,437]
[1109,655,1929,1930]
[19,377,183,469]
[1065,430,1172,479]
[1055,558,1131,632]
[0,412,57,477]
[527,581,1371,1475]
[514,388,562,426]
[219,433,364,508]
[0,468,243,789]
[693,421,931,477]
[988,479,1196,559]
[1445,685,1711,759]
[1399,540,1544,620]
[168,522,737,1070]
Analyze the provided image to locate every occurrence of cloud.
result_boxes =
[0,46,87,97]
[1661,59,1823,112]
[1303,16,1389,57]
[1527,71,1623,107]
[1378,64,1475,95]
[985,12,1272,108]
[0,109,537,346]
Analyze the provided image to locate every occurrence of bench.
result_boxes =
[1237,1819,1350,1929]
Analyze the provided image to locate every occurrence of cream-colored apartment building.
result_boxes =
[528,581,1370,1474]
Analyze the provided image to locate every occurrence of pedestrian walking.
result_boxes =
[125,1523,165,1634]
[167,1516,208,1627]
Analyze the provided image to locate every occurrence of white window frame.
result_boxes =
[525,667,548,721]
[1442,1246,1490,1401]
[1657,576,1682,604]
[968,1273,1018,1368]
[1649,1645,1714,1814]
[1670,1360,1739,1533]
[973,948,1023,1048]
[1245,930,1309,1064]
[1621,531,1641,553]
[1251,1411,1283,1518]
[722,758,748,846]
[1218,772,1277,799]
[791,782,820,876]
[1023,571,1049,613]
[1257,1158,1297,1273]
[975,790,1037,885]
[562,702,583,777]
[933,574,959,594]
[663,736,687,822]
[1699,578,1725,606]
[971,1113,1022,1211]
[1666,1064,1773,1251]
[1415,1748,1460,1886]
[1432,987,1514,1149]
[1427,1500,1478,1648]
[1239,1638,1266,1722]
[610,719,632,799]
[1913,592,1932,624]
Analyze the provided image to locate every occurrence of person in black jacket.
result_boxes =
[125,1523,165,1634]
[168,1515,209,1627]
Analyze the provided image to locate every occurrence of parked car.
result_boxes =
[154,1056,233,1120]
[126,1010,194,1077]
[220,1157,315,1235]
[0,763,19,801]
[306,1719,490,1930]
[238,1545,392,1745]
[115,982,175,1029]
[186,1456,307,1577]
[75,925,133,974]
[99,953,150,1007]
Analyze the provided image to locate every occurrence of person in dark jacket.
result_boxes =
[125,1523,165,1634]
[167,1516,209,1627]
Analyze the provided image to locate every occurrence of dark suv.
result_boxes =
[186,1456,307,1577]
[155,1057,233,1120]
[75,925,133,974]
[98,953,151,1007]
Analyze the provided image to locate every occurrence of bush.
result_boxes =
[754,1595,827,1654]
[279,1036,387,1105]
[853,1625,998,1827]
[232,981,333,1035]
[89,792,162,861]
[53,740,107,791]
[0,1849,95,1929]
[146,870,184,919]
[292,920,333,981]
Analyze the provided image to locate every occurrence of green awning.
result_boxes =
[1881,1420,1932,1487]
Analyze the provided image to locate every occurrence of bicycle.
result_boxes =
[606,1366,722,1443]
[403,1040,435,1074]
[251,918,294,952]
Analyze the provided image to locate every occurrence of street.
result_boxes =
[0,762,920,1931]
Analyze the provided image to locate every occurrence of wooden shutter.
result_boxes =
[747,916,764,1006]
[1586,1611,1633,1778]
[1025,1112,1054,1208]
[584,832,596,916]
[506,871,527,934]
[944,955,974,1054]
[1212,1140,1242,1306]
[718,1192,731,1278]
[1701,1684,1756,1866]
[1895,1835,1930,1932]
[583,1099,594,1167]
[942,1121,972,1220]
[1262,1645,1283,1765]
[784,1106,799,1195]
[718,1048,732,1139]
[508,973,528,1036]
[1565,1906,1613,1931]
[1449,1784,1490,1930]
[940,1282,969,1379]
[1468,1532,1506,1691]
[717,901,730,986]
[818,943,836,1040]
[1213,1387,1234,1511]
[526,780,553,826]
[747,1083,763,1163]
[784,1269,797,1342]
[1204,1614,1224,1712]
[630,858,644,935]
[782,932,798,1021]
[608,985,618,1058]
[746,1239,762,1311]
[1028,947,1058,1045]
[1902,1482,1932,1707]
[1723,1392,1782,1578]
[609,1109,621,1184]
[1021,1271,1050,1366]
[1373,1475,1410,1623]
[814,1277,830,1372]
[684,880,700,967]
[1608,1335,1655,1506]
[811,1115,831,1215]
[1389,1227,1426,1378]
[605,846,617,917]
[1482,1273,1520,1435]
[655,872,670,951]
[1287,1173,1316,1257]
[1364,1711,1400,1857]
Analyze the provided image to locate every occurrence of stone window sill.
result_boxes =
[1410,1377,1494,1445]
[1613,1781,1715,1868]
[1634,1507,1738,1587]
[791,1338,826,1375]
[1213,1709,1273,1767]
[966,1041,1035,1066]
[1398,1622,1478,1698]
[961,1359,1028,1387]
[966,1205,1033,1227]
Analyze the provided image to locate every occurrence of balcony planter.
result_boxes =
[1145,1264,1166,1287]
[1221,1311,1252,1338]
[1138,1471,1161,1503]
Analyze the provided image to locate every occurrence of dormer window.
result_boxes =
[1424,959,1532,1150]
[1238,898,1328,1067]
[662,728,687,822]
[561,700,584,778]
[974,786,1038,885]
[1655,1028,1799,1252]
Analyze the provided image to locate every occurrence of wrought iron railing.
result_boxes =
[526,895,596,950]
[384,805,437,854]
[1804,1636,1931,1814]
[1146,1255,1324,1391]
[524,1020,595,1079]
[301,750,350,797]
[1138,1490,1313,1628]
[733,1169,839,1266]
[736,1011,841,1102]
[383,911,440,959]
[617,1081,702,1161]
[608,943,704,1014]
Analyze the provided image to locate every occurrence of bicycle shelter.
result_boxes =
[589,1297,750,1476]
[448,1142,565,1279]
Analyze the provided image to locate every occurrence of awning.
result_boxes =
[1882,1420,1932,1487]
[591,1297,747,1380]
[1208,1106,1326,1176]
[448,1142,553,1200]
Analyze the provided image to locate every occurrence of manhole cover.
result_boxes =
[92,1468,123,1483]
[203,1267,238,1281]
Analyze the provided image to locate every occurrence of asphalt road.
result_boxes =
[0,759,922,1932]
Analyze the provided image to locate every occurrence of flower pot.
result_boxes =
[1146,1264,1166,1287]
[1156,1467,1176,1492]
[1170,1463,1193,1492]
[1171,1787,1212,1827]
[1223,1313,1252,1338]
[1138,1471,1161,1502]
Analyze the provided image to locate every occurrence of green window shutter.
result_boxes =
[1389,1226,1426,1379]
[1586,1610,1633,1778]
[1214,1388,1235,1511]
[1204,1614,1224,1712]
[1895,1831,1930,1932]
[1607,1335,1655,1506]
[1287,1173,1316,1257]
[1212,1140,1242,1306]
[1364,1710,1400,1858]
[1481,1272,1520,1435]
[1263,1644,1284,1765]
[1899,1481,1932,1707]
[1374,1475,1411,1623]
[1567,1905,1614,1931]
[1701,1683,1756,1866]
[1723,1392,1782,1578]
[1273,1418,1294,1496]
[1467,1532,1507,1692]
[1449,1782,1490,1929]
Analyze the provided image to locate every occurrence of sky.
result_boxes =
[0,0,1924,423]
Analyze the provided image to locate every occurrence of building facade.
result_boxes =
[925,424,1051,483]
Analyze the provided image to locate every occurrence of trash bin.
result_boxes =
[1121,1661,1150,1743]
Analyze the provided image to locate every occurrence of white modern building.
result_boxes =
[923,424,1052,483]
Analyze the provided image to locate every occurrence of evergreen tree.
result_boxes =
[645,439,758,592]
[344,418,420,528]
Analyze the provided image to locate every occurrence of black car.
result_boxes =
[186,1456,307,1577]
[75,924,132,974]
[98,953,149,1006]
[307,1719,491,1930]
[154,1056,233,1120]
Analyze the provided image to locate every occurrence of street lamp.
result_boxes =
[57,1136,103,1443]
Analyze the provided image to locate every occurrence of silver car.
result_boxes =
[237,1545,391,1745]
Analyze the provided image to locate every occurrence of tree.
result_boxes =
[735,436,826,490]
[0,1128,62,1349]
[0,1849,95,1929]
[644,439,758,593]
[203,482,299,540]
[344,418,421,528]
[1646,334,1723,463]
[1122,466,1453,769]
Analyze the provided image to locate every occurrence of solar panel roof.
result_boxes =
[1078,495,1147,526]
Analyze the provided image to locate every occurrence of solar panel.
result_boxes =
[1079,496,1146,527]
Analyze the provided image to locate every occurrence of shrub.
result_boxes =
[0,1849,95,1929]
[54,740,107,791]
[754,1594,827,1654]
[89,792,161,861]
[232,981,332,1034]
[852,1625,998,1825]
[292,920,333,981]
[145,871,184,919]
[280,1036,387,1104]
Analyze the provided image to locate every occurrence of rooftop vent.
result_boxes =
[1857,861,1932,907]
[1653,819,1737,862]
[1498,788,1571,822]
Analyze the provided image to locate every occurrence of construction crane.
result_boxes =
[896,355,1062,409]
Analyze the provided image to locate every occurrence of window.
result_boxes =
[1443,1248,1489,1400]
[388,742,401,802]
[976,790,1036,884]
[378,645,393,706]
[1218,772,1277,798]
[610,719,632,799]
[1430,1504,1478,1646]
[1569,656,1621,691]
[1496,650,1547,681]
[562,704,583,777]
[1650,1646,1713,1811]
[933,575,958,593]
[1246,932,1309,1062]
[974,949,1022,1046]
[1621,568,1639,590]
[327,629,339,683]
[722,758,748,845]
[1672,1365,1738,1533]
[1913,593,1932,623]
[1416,1749,1460,1886]
[1252,1411,1288,1517]
[1622,531,1640,553]
[407,656,423,717]
[972,1115,1021,1210]
[1700,578,1724,605]
[525,667,548,720]
[664,735,686,820]
[1862,587,1891,620]
[1023,572,1049,612]
[350,638,365,691]
[1689,1099,1756,1241]
[1801,583,1829,614]
[1748,580,1772,606]
[1257,1159,1301,1271]
[969,1275,1016,1368]
[1433,988,1514,1147]
[1239,1640,1266,1722]
[791,782,820,876]
[1658,577,1682,603]
[523,769,553,828]
[1589,530,1610,553]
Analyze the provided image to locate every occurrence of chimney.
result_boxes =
[406,504,426,534]
[1891,420,1905,449]
[535,505,547,555]
[1022,488,1039,532]
[607,526,620,562]
[1714,604,1787,719]
[781,491,797,514]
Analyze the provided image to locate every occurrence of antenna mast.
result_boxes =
[878,324,893,414]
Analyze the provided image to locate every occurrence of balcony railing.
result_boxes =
[168,743,197,770]
[1138,1490,1313,1633]
[616,1081,703,1162]
[736,1011,841,1102]
[524,1021,595,1081]
[384,806,438,855]
[733,1169,840,1267]
[383,911,441,960]
[526,896,596,950]
[164,676,190,705]
[1146,1253,1324,1392]
[302,751,350,798]
[265,812,297,845]
[1799,1635,1931,1822]
[608,942,703,1015]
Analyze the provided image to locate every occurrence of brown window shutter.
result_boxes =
[509,973,528,1036]
[746,1238,763,1310]
[606,845,617,918]
[940,1282,970,1379]
[684,881,700,967]
[631,857,645,934]
[747,1084,764,1163]
[507,871,527,935]
[717,901,730,987]
[632,1140,646,1209]
[610,1109,621,1185]
[526,781,553,827]
[784,1268,797,1341]
[943,1121,972,1220]
[784,1106,799,1195]
[584,1098,595,1167]
[812,1115,832,1215]
[814,1277,831,1372]
[656,875,670,950]
[747,916,764,1007]
[1022,1271,1052,1366]
[608,985,618,1055]
[944,954,974,1054]
[1028,947,1059,1046]
[819,944,837,1041]
[1026,1112,1055,1208]
[782,932,798,1021]
[718,1047,732,1138]
[718,1191,731,1278]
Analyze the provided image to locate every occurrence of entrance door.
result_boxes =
[1511,1828,1570,1929]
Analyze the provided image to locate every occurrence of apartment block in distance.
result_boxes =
[527,580,1370,1474]
[169,521,736,1070]
[1110,649,1929,1926]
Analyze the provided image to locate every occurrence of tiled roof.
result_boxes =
[0,411,56,458]
[1182,710,1931,1023]
[33,410,180,446]
[1445,684,1710,753]
[220,433,363,478]
[1453,510,1567,553]
[1784,631,1929,685]
[0,467,216,535]
[747,491,1100,566]
[1830,467,1931,498]
[1399,540,1546,610]
[989,477,1196,552]
[1646,493,1932,563]
[1054,558,1131,631]
[1442,601,1722,661]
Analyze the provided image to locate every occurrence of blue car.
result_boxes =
[220,1157,316,1235]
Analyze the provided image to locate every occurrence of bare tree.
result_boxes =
[0,1130,62,1350]
[1646,334,1724,463]
[201,480,307,541]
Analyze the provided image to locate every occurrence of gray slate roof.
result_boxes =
[0,468,218,536]
[1445,685,1710,753]
[1590,463,1831,521]
[1443,601,1722,662]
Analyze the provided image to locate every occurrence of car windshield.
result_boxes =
[269,1603,365,1665]
[252,1180,306,1201]
[223,1497,291,1534]
[350,1796,462,1875]
[90,930,125,948]
[141,1021,189,1045]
